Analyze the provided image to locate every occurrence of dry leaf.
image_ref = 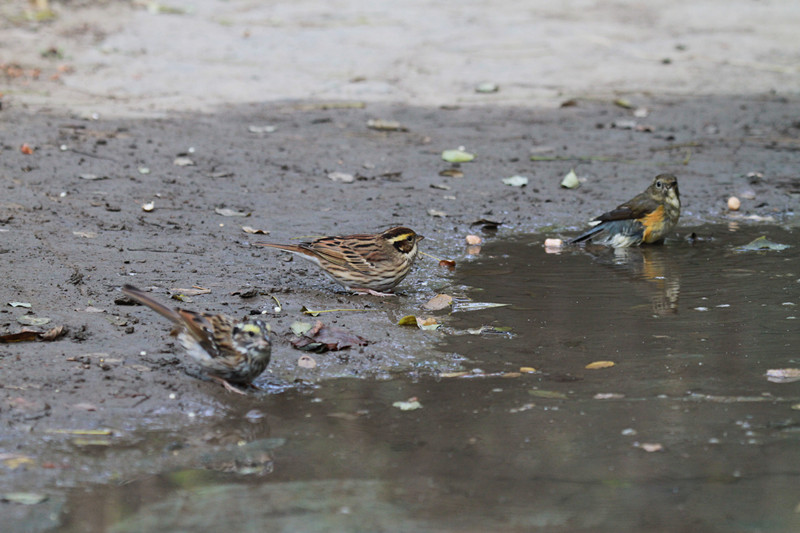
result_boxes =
[328,172,354,183]
[242,226,270,235]
[415,316,440,330]
[519,367,536,373]
[40,325,66,341]
[439,168,464,178]
[0,330,40,343]
[20,144,34,155]
[438,259,456,270]
[422,294,453,311]
[427,209,447,217]
[169,287,211,296]
[215,207,249,217]
[72,231,98,238]
[366,119,405,131]
[586,361,615,370]
[173,157,194,167]
[393,398,423,411]
[297,355,317,369]
[637,443,664,452]
[290,320,368,352]
[142,202,155,212]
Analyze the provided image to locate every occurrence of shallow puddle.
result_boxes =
[55,225,800,532]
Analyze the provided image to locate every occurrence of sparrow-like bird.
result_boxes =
[569,174,681,247]
[122,284,271,394]
[255,226,424,296]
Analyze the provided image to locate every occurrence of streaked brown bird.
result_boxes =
[122,284,271,394]
[569,174,681,247]
[255,226,424,296]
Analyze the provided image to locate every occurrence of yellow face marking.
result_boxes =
[241,324,263,335]
[387,233,415,243]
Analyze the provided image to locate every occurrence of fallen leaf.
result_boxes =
[439,168,464,178]
[301,306,321,317]
[398,315,419,326]
[766,368,800,383]
[529,390,567,399]
[142,202,155,212]
[736,236,790,252]
[1,492,47,505]
[40,325,66,341]
[470,219,502,230]
[393,398,423,411]
[79,173,107,180]
[441,149,475,163]
[439,371,471,378]
[290,320,368,351]
[415,316,440,330]
[328,172,355,183]
[173,157,194,167]
[169,287,211,296]
[637,442,664,452]
[475,82,499,93]
[248,125,276,134]
[430,183,451,190]
[290,321,313,336]
[366,119,405,131]
[614,98,634,109]
[20,144,34,155]
[0,330,40,343]
[422,294,453,311]
[560,168,580,189]
[72,403,97,411]
[242,226,270,235]
[83,306,105,313]
[502,175,529,187]
[44,428,113,436]
[427,209,447,218]
[17,315,50,326]
[586,361,615,370]
[297,355,317,369]
[520,367,536,373]
[439,259,456,270]
[8,302,31,308]
[72,231,98,238]
[215,207,250,217]
[594,393,625,400]
[2,455,35,469]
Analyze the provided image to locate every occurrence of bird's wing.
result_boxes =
[306,238,377,274]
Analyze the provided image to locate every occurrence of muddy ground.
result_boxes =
[2,94,798,458]
[0,0,799,527]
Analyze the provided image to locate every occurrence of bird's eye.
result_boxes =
[247,329,257,337]
[655,180,663,189]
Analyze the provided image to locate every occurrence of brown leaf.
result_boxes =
[0,330,40,343]
[290,320,368,352]
[297,355,317,368]
[438,259,456,270]
[169,287,211,296]
[40,325,66,341]
[422,294,453,311]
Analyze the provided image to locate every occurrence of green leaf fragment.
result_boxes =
[441,149,475,163]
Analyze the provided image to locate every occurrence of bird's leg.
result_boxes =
[352,288,396,297]
[210,375,247,395]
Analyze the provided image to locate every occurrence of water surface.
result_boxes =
[57,225,800,532]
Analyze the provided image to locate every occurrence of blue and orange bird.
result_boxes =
[569,174,680,247]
